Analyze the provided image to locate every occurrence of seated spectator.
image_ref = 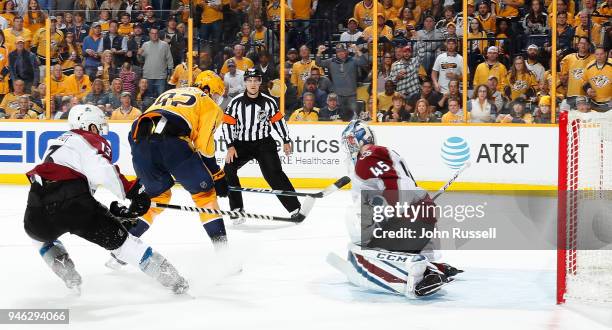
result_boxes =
[285,47,298,77]
[117,12,133,37]
[319,93,347,121]
[64,64,92,101]
[555,12,575,59]
[576,96,594,113]
[29,82,45,112]
[380,92,411,122]
[468,84,498,123]
[135,78,155,111]
[409,98,438,122]
[407,79,441,113]
[308,67,333,94]
[220,44,254,77]
[504,55,537,101]
[291,45,318,96]
[50,64,68,97]
[497,101,533,123]
[168,52,201,89]
[110,91,141,120]
[574,11,603,47]
[441,97,467,123]
[289,92,319,121]
[525,44,545,83]
[487,76,507,111]
[223,59,245,99]
[533,95,552,123]
[9,36,39,92]
[53,96,72,119]
[99,78,124,116]
[98,49,119,90]
[254,52,277,88]
[340,18,363,43]
[302,77,327,108]
[119,62,137,94]
[0,79,28,117]
[9,95,38,119]
[437,78,462,114]
[378,52,394,91]
[83,79,107,106]
[377,80,396,112]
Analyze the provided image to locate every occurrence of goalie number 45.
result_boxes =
[369,161,391,177]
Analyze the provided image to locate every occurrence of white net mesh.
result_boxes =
[563,111,612,304]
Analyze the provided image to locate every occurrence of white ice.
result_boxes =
[0,185,611,330]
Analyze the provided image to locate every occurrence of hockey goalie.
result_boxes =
[329,120,462,298]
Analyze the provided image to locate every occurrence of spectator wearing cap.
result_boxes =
[141,5,165,32]
[290,92,319,121]
[290,45,319,96]
[224,59,246,99]
[315,43,369,118]
[285,47,299,76]
[302,77,327,108]
[583,46,612,112]
[138,27,174,97]
[160,17,185,67]
[168,51,202,88]
[441,97,467,123]
[9,36,39,92]
[432,38,463,94]
[220,44,254,77]
[473,46,508,92]
[340,18,363,43]
[389,44,425,98]
[576,96,594,113]
[533,95,552,123]
[197,0,223,50]
[377,80,396,113]
[101,20,128,67]
[525,44,545,83]
[319,93,347,121]
[254,52,277,88]
[83,78,107,106]
[9,95,38,119]
[99,77,124,115]
[110,91,142,120]
[82,22,104,81]
[0,79,27,116]
[4,16,31,53]
[64,64,92,101]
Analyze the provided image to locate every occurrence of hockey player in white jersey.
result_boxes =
[329,120,462,298]
[23,105,189,294]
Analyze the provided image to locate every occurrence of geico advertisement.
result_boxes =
[0,122,557,185]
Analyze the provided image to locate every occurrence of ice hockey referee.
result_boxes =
[222,68,302,223]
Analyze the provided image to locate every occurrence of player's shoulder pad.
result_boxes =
[72,129,113,161]
[354,145,396,180]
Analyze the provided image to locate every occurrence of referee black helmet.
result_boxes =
[244,68,262,81]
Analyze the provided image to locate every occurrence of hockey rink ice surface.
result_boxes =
[1,185,611,330]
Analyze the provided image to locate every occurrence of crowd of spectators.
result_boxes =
[0,0,609,122]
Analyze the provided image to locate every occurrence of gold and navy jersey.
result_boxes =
[135,87,223,157]
[561,53,595,97]
[583,59,612,104]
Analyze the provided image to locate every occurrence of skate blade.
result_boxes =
[105,258,127,270]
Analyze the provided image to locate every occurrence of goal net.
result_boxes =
[557,111,612,305]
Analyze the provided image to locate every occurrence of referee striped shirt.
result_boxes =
[222,92,291,147]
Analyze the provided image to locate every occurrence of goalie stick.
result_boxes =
[151,177,350,223]
[431,162,471,201]
[229,176,351,198]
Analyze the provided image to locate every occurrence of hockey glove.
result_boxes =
[109,201,141,229]
[213,169,229,198]
[126,181,151,216]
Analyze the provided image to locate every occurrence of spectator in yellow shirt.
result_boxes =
[4,16,32,53]
[441,97,467,123]
[0,29,9,97]
[50,64,68,97]
[8,95,38,119]
[0,79,28,117]
[362,13,394,43]
[377,80,396,112]
[198,0,225,47]
[64,64,92,101]
[168,52,202,88]
[290,45,318,96]
[493,0,524,19]
[473,46,508,91]
[504,56,538,101]
[0,1,15,27]
[289,92,319,121]
[118,12,134,37]
[110,92,142,120]
[291,0,317,20]
[220,44,254,76]
[353,0,378,29]
[583,46,612,111]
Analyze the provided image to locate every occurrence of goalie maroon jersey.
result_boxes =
[353,145,426,205]
[26,129,136,200]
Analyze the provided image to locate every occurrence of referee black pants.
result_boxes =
[224,136,301,213]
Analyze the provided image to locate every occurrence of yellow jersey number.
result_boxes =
[154,92,197,108]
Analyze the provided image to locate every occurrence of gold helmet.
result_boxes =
[194,70,225,96]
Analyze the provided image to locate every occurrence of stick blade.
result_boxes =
[334,176,351,189]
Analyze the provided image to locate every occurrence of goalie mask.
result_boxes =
[341,120,376,163]
[68,104,109,135]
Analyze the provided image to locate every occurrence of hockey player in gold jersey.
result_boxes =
[106,71,229,269]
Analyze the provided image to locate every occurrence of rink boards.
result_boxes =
[0,121,558,189]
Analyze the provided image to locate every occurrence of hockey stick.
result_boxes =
[229,176,351,198]
[430,162,471,201]
[152,202,307,223]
